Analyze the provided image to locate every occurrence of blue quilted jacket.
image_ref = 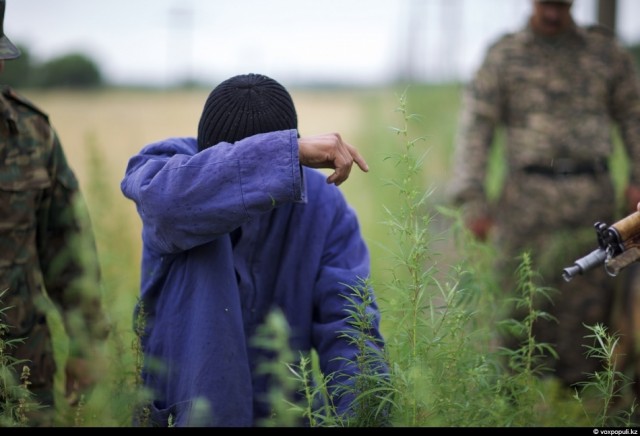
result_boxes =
[121,130,386,426]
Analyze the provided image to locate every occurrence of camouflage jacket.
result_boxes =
[448,22,640,222]
[0,86,109,389]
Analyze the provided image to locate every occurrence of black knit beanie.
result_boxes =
[197,73,298,151]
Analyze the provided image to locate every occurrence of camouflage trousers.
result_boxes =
[22,389,55,427]
[494,227,638,387]
[3,321,57,426]
[501,264,618,386]
[614,263,640,396]
[491,171,636,386]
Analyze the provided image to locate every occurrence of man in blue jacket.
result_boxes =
[121,73,388,427]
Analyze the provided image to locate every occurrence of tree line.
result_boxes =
[3,44,103,89]
[3,42,640,90]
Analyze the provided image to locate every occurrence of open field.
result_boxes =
[25,85,476,423]
[26,85,465,310]
[23,83,464,372]
[14,85,636,427]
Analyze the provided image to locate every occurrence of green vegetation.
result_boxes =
[0,290,42,426]
[3,45,104,89]
[1,85,637,427]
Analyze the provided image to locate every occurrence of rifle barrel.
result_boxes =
[562,248,607,282]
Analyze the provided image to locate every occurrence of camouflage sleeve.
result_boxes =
[447,43,502,221]
[608,41,640,186]
[36,127,110,357]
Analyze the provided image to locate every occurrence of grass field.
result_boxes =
[11,84,638,427]
[20,84,469,424]
[26,84,464,316]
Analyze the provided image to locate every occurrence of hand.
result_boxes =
[65,357,98,406]
[625,185,640,214]
[298,133,369,186]
[466,215,493,241]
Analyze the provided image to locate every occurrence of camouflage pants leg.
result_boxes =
[612,263,640,397]
[493,172,620,386]
[533,268,615,386]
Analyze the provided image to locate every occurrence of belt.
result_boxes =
[522,158,608,177]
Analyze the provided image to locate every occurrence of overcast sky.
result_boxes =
[6,0,640,87]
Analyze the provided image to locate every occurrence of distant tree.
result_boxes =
[33,52,103,88]
[630,43,640,74]
[2,44,33,88]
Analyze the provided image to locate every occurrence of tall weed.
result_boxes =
[0,290,41,426]
[374,89,638,427]
[6,87,636,427]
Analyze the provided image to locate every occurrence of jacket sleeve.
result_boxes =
[121,130,303,254]
[38,127,110,357]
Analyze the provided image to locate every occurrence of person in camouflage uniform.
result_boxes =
[0,0,109,426]
[448,0,640,388]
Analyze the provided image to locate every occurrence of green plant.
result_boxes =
[131,299,151,427]
[251,308,305,427]
[496,252,560,426]
[499,252,558,378]
[376,88,512,427]
[29,85,640,427]
[333,279,394,427]
[376,87,435,426]
[372,89,630,428]
[0,290,42,427]
[573,323,638,427]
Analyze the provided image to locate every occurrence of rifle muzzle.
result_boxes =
[562,248,607,282]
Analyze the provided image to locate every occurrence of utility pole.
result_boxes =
[168,5,194,87]
[401,0,422,83]
[597,0,617,33]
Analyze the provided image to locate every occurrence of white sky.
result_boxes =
[5,0,640,87]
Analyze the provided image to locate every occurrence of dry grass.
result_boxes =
[25,86,396,260]
[23,86,463,307]
[30,87,382,185]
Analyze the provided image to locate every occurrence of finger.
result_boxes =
[325,158,346,185]
[346,143,369,172]
[326,171,339,185]
[330,154,353,186]
[326,164,346,186]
